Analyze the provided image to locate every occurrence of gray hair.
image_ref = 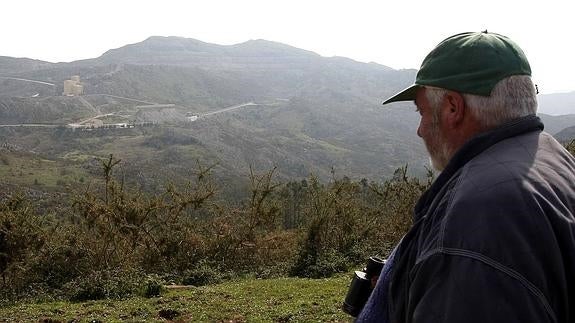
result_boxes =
[424,86,447,124]
[425,75,538,130]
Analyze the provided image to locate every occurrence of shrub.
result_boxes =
[290,166,431,278]
[142,274,164,298]
[71,155,217,273]
[181,261,226,286]
[290,247,349,278]
[25,230,93,290]
[1,155,431,301]
[62,269,144,301]
[566,139,575,156]
[0,195,46,296]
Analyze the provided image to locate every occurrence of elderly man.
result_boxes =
[357,32,575,323]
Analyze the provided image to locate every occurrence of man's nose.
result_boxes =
[417,125,422,138]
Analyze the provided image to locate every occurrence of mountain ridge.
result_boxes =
[88,36,395,74]
[537,91,575,116]
[0,56,54,74]
[0,36,573,191]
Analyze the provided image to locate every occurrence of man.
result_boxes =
[357,31,575,322]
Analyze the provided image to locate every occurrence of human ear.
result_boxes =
[443,91,465,128]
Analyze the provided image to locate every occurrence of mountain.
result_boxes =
[554,126,575,143]
[91,36,322,68]
[0,36,573,193]
[0,56,54,74]
[538,114,575,135]
[537,92,575,116]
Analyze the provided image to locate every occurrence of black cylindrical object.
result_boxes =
[342,256,386,317]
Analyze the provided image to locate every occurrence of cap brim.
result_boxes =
[382,84,419,105]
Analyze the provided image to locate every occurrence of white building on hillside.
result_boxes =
[63,75,84,96]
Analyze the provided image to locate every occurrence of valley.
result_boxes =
[0,36,573,196]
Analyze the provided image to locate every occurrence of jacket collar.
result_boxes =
[414,114,544,220]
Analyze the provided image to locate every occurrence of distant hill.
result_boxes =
[538,114,575,135]
[554,126,575,143]
[0,36,573,191]
[538,92,575,116]
[90,37,323,69]
[0,56,53,74]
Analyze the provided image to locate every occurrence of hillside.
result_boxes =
[555,125,575,143]
[0,36,423,191]
[538,113,575,135]
[538,91,575,116]
[0,36,573,192]
[0,56,53,74]
[1,37,574,317]
[91,36,323,69]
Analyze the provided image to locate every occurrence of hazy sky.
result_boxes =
[2,0,574,94]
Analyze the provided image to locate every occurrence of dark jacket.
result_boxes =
[388,115,575,323]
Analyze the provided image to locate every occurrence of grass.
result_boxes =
[0,275,353,322]
[97,135,156,160]
[0,152,93,189]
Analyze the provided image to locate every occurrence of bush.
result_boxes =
[0,195,46,297]
[25,232,93,290]
[566,139,575,156]
[181,261,226,286]
[290,166,431,278]
[1,156,430,301]
[142,274,164,298]
[290,248,349,278]
[62,269,144,301]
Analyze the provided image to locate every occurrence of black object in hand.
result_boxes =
[342,256,386,317]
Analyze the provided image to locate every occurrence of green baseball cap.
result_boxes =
[382,31,532,105]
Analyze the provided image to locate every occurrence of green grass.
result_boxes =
[61,151,96,163]
[0,275,353,322]
[97,135,156,160]
[0,152,93,189]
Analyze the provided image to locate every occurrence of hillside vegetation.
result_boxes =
[1,143,572,321]
[1,36,574,321]
[2,36,574,187]
[1,36,428,186]
[0,156,429,308]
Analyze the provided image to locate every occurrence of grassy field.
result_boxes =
[0,151,93,189]
[0,275,353,322]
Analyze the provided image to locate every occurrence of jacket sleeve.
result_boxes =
[406,252,555,323]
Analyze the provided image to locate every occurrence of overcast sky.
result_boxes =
[2,0,574,94]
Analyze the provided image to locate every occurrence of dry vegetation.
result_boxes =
[1,141,572,306]
[0,155,430,304]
